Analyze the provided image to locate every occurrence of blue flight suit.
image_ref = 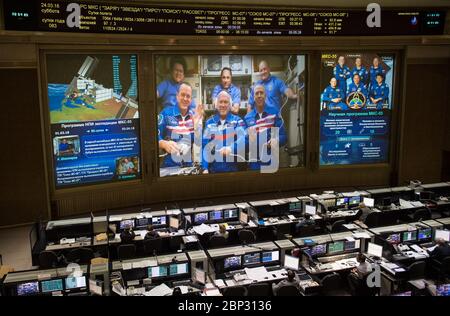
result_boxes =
[158,105,195,167]
[212,84,241,107]
[369,82,390,110]
[348,82,368,100]
[321,85,347,110]
[351,66,369,87]
[59,142,70,152]
[333,64,351,96]
[244,106,287,170]
[369,66,386,90]
[202,113,246,173]
[157,79,196,109]
[248,75,287,112]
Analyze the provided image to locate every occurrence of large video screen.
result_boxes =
[46,54,141,187]
[320,52,394,165]
[155,54,306,177]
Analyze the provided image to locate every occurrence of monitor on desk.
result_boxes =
[152,216,166,226]
[418,228,432,241]
[65,276,87,291]
[363,197,375,208]
[344,240,360,251]
[336,197,348,207]
[419,191,435,201]
[169,217,179,230]
[223,209,238,219]
[224,256,242,270]
[348,196,361,205]
[136,218,148,227]
[209,210,223,221]
[119,219,135,230]
[289,201,302,213]
[402,231,417,242]
[386,233,401,244]
[148,266,168,278]
[435,229,450,242]
[243,252,261,265]
[41,279,63,293]
[239,211,248,224]
[328,241,344,254]
[436,284,450,296]
[305,204,317,216]
[311,244,327,256]
[367,242,383,258]
[193,212,208,225]
[284,255,299,270]
[262,250,280,263]
[17,281,39,296]
[169,263,189,276]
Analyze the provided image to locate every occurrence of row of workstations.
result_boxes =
[5,217,450,296]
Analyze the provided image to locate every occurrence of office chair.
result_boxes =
[117,244,136,260]
[329,220,346,233]
[238,229,256,244]
[347,273,379,296]
[275,285,301,296]
[222,285,248,296]
[407,261,426,280]
[430,256,450,281]
[409,208,431,222]
[66,248,94,265]
[320,272,343,296]
[208,235,227,248]
[38,250,59,269]
[364,212,379,228]
[143,238,162,256]
[247,283,271,296]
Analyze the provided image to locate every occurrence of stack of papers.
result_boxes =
[245,266,268,282]
[145,283,173,296]
[192,224,216,235]
[352,232,371,239]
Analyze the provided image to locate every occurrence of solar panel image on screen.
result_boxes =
[17,282,39,296]
[223,209,238,219]
[243,253,261,265]
[224,256,241,269]
[41,279,63,293]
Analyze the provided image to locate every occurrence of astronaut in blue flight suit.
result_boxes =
[157,57,196,109]
[348,74,368,100]
[333,55,351,96]
[248,60,297,113]
[211,67,241,115]
[244,84,287,171]
[369,74,390,110]
[202,90,246,174]
[369,57,386,90]
[351,57,368,87]
[321,77,347,110]
[158,83,203,168]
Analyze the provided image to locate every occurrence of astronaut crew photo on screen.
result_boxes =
[319,52,394,166]
[156,55,306,177]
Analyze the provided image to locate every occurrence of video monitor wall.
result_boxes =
[46,54,141,187]
[319,52,395,165]
[155,54,306,177]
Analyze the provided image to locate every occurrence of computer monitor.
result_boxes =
[363,197,375,207]
[386,233,401,244]
[381,197,392,207]
[435,229,450,242]
[148,266,168,278]
[119,219,135,230]
[419,191,434,201]
[169,217,179,230]
[223,256,241,270]
[223,209,238,219]
[17,281,39,296]
[239,211,248,224]
[152,216,166,226]
[436,284,450,296]
[418,228,432,241]
[65,276,87,290]
[328,241,344,254]
[311,244,327,256]
[136,218,148,227]
[349,196,361,205]
[305,204,317,216]
[193,212,208,224]
[284,255,299,270]
[243,253,261,265]
[209,210,223,221]
[289,202,302,213]
[336,198,348,206]
[169,263,189,276]
[261,250,279,263]
[402,231,417,242]
[344,240,356,251]
[41,279,63,293]
[367,242,383,258]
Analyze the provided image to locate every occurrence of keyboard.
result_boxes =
[297,273,312,281]
[266,265,281,272]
